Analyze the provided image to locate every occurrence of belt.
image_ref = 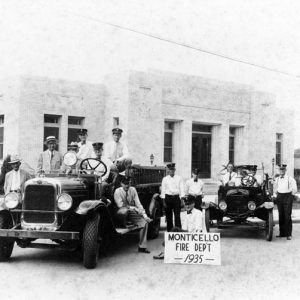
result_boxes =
[10,190,20,193]
[166,194,180,197]
[278,192,292,195]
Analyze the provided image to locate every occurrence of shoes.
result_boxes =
[153,252,164,260]
[287,236,292,240]
[138,247,151,253]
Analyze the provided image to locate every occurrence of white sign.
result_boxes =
[164,232,221,265]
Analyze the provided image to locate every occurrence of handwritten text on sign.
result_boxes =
[164,232,221,265]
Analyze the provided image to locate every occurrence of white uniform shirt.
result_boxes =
[10,169,21,191]
[103,140,130,162]
[76,141,94,160]
[161,175,185,199]
[185,178,204,196]
[273,175,297,195]
[182,208,206,232]
[221,171,237,185]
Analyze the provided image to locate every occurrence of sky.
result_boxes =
[1,0,300,145]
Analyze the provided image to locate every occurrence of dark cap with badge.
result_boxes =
[112,127,123,134]
[166,163,176,170]
[192,168,200,174]
[92,142,104,150]
[120,176,131,184]
[184,196,195,205]
[77,128,88,135]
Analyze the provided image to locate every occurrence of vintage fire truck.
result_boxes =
[0,154,165,269]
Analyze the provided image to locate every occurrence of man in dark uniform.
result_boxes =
[273,164,297,240]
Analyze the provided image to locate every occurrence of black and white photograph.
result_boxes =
[0,0,300,299]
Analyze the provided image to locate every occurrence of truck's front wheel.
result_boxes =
[0,211,14,261]
[83,213,100,269]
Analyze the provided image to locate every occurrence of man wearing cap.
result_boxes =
[185,168,204,210]
[37,136,62,174]
[161,163,185,231]
[221,163,237,186]
[104,128,132,173]
[76,129,94,161]
[4,155,32,194]
[114,176,152,253]
[153,197,206,260]
[273,164,297,240]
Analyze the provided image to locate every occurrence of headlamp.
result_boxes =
[248,201,256,211]
[57,193,73,211]
[4,192,20,209]
[219,201,227,210]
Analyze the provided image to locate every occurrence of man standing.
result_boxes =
[104,127,132,173]
[114,176,152,253]
[37,136,62,174]
[161,163,185,231]
[4,155,32,194]
[185,168,204,210]
[76,129,94,161]
[273,164,297,240]
[221,162,237,186]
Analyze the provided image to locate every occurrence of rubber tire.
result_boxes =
[205,209,210,233]
[147,204,160,239]
[266,210,273,242]
[83,213,100,269]
[0,211,14,261]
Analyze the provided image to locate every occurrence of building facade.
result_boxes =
[0,70,294,180]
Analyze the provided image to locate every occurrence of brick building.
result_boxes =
[0,70,294,180]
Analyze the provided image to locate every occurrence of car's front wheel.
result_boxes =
[266,210,273,242]
[0,211,14,261]
[82,213,100,269]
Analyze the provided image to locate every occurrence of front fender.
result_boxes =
[76,200,103,215]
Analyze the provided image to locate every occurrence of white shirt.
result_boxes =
[76,141,94,160]
[10,169,21,191]
[221,171,237,185]
[273,175,297,195]
[161,175,184,199]
[103,140,130,162]
[185,178,204,196]
[182,208,206,232]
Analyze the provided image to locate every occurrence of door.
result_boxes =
[192,133,211,178]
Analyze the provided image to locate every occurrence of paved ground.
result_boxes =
[0,221,300,300]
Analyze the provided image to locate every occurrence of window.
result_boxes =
[192,124,211,133]
[276,133,283,165]
[113,117,119,127]
[44,114,61,151]
[0,115,4,159]
[164,121,174,163]
[229,127,235,164]
[68,116,84,144]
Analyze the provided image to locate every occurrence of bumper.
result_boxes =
[0,229,80,240]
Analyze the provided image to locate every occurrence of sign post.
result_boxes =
[164,232,221,265]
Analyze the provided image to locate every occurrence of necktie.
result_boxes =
[194,178,198,182]
[50,151,54,161]
[187,210,193,215]
[229,173,232,180]
[125,190,129,206]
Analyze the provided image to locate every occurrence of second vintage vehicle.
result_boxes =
[0,153,165,269]
[204,165,274,241]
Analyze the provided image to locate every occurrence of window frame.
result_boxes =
[164,121,174,163]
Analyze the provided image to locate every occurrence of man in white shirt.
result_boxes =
[4,155,32,194]
[103,127,132,173]
[185,168,204,210]
[161,163,185,231]
[273,164,297,240]
[221,163,237,186]
[114,176,152,253]
[76,129,94,161]
[36,136,62,174]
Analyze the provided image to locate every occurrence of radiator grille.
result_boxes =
[226,197,248,214]
[23,185,56,223]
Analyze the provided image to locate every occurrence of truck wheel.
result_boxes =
[0,211,14,261]
[205,209,210,233]
[147,204,160,239]
[83,213,100,269]
[266,210,273,242]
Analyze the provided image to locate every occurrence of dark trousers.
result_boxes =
[276,193,293,237]
[165,194,181,232]
[187,195,203,210]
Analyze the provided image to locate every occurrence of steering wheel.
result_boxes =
[79,158,108,178]
[241,174,256,187]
